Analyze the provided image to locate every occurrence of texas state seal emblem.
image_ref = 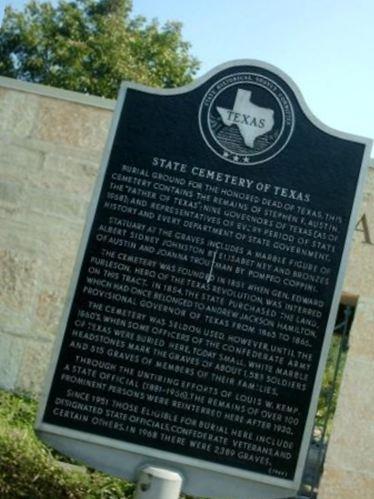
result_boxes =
[199,71,295,165]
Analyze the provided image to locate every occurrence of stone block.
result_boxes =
[23,186,83,220]
[0,216,48,259]
[348,298,374,361]
[0,180,23,206]
[0,334,24,390]
[33,290,65,337]
[0,215,81,303]
[0,140,44,185]
[41,153,99,197]
[12,136,105,164]
[362,170,374,202]
[0,87,5,109]
[322,358,374,473]
[344,240,374,295]
[319,467,374,499]
[0,248,40,314]
[0,89,40,138]
[16,339,53,394]
[80,199,91,218]
[36,222,83,292]
[0,305,32,337]
[34,97,111,151]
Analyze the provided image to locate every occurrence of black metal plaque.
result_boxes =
[38,61,371,493]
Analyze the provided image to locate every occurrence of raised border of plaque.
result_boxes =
[36,60,372,499]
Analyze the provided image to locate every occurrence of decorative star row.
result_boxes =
[222,151,251,163]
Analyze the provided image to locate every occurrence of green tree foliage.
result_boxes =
[0,0,200,98]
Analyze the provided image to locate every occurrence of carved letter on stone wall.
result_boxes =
[355,214,373,244]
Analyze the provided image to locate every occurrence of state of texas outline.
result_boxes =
[217,89,274,148]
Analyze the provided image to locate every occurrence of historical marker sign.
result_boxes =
[37,61,372,499]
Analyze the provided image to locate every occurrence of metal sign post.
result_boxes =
[134,467,183,499]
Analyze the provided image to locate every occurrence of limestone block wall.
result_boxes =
[0,77,114,393]
[319,165,374,498]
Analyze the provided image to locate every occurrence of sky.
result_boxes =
[1,0,374,149]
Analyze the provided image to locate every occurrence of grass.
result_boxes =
[0,390,199,499]
[315,333,348,438]
[0,390,135,499]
